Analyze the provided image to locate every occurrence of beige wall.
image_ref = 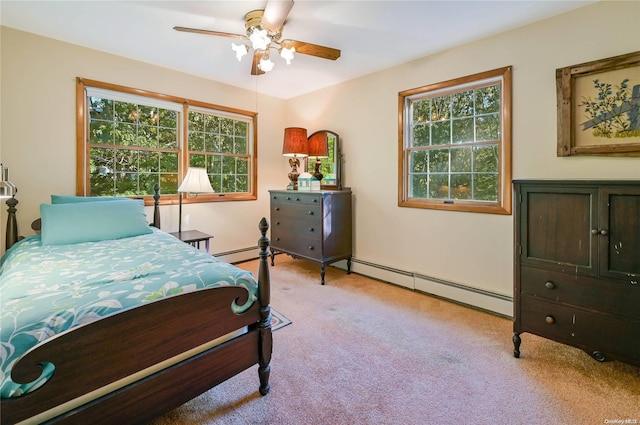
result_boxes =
[285,0,640,306]
[0,27,287,255]
[2,1,639,312]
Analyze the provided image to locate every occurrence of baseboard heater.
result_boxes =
[215,249,513,318]
[349,258,513,318]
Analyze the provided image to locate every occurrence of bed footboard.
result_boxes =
[0,218,272,425]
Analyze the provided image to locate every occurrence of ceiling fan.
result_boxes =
[174,0,341,76]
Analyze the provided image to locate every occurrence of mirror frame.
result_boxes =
[306,130,341,190]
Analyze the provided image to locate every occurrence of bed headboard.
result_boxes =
[5,184,162,250]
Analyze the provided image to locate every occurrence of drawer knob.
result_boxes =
[545,281,555,289]
[296,197,300,201]
[308,211,314,215]
[309,227,314,232]
[276,221,280,225]
[275,207,280,211]
[591,228,608,235]
[275,237,280,241]
[308,246,314,250]
[545,315,555,325]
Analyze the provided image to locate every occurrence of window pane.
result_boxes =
[410,150,428,173]
[476,85,500,114]
[430,149,449,172]
[413,99,430,123]
[190,154,206,168]
[89,121,114,144]
[429,174,449,199]
[431,96,450,121]
[411,174,428,197]
[413,124,429,147]
[452,118,474,144]
[451,174,472,199]
[432,121,450,145]
[159,152,178,172]
[474,174,498,201]
[451,147,471,172]
[89,147,115,196]
[476,114,500,141]
[473,145,498,173]
[452,90,474,117]
[89,97,113,120]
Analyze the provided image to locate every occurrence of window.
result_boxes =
[76,78,257,203]
[398,67,512,214]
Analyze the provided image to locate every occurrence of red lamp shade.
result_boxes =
[282,127,309,157]
[307,132,329,158]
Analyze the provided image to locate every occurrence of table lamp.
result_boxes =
[282,127,308,190]
[177,167,214,233]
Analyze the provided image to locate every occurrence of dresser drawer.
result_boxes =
[519,296,640,363]
[270,232,323,261]
[520,266,638,319]
[272,202,322,220]
[270,192,321,206]
[271,218,322,240]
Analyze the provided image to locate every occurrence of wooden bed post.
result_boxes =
[5,194,18,250]
[152,184,161,228]
[257,217,273,395]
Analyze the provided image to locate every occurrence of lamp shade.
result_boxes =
[178,167,215,194]
[308,132,329,158]
[282,127,308,157]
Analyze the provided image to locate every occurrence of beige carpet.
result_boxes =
[152,255,640,425]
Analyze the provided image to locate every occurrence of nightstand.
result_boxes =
[169,230,213,253]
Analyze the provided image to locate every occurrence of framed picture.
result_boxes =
[556,51,640,157]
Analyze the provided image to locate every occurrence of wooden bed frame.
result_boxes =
[1,190,272,424]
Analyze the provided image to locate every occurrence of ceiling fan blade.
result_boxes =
[262,0,294,33]
[251,51,266,76]
[281,40,341,61]
[173,26,246,40]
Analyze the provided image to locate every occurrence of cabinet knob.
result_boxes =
[591,229,608,235]
[545,281,555,289]
[591,229,599,235]
[545,315,555,325]
[599,229,608,236]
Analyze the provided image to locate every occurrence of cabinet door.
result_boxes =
[599,188,640,281]
[518,185,598,275]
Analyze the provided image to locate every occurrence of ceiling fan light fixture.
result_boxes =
[259,54,275,72]
[249,27,271,51]
[280,46,295,65]
[231,43,248,61]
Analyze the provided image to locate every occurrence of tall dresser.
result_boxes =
[269,189,352,285]
[513,180,640,367]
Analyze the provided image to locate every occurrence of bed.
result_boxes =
[0,192,272,424]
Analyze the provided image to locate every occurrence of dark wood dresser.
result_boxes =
[269,189,352,285]
[513,180,640,367]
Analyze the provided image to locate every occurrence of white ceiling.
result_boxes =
[1,0,596,99]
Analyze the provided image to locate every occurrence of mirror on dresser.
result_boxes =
[305,130,341,189]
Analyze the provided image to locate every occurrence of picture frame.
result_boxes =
[556,51,640,157]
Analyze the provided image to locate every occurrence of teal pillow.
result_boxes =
[51,195,134,204]
[40,200,152,245]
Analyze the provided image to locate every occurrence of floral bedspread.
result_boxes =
[0,228,258,398]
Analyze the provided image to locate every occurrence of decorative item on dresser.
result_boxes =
[513,180,640,367]
[282,127,309,190]
[269,189,352,285]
